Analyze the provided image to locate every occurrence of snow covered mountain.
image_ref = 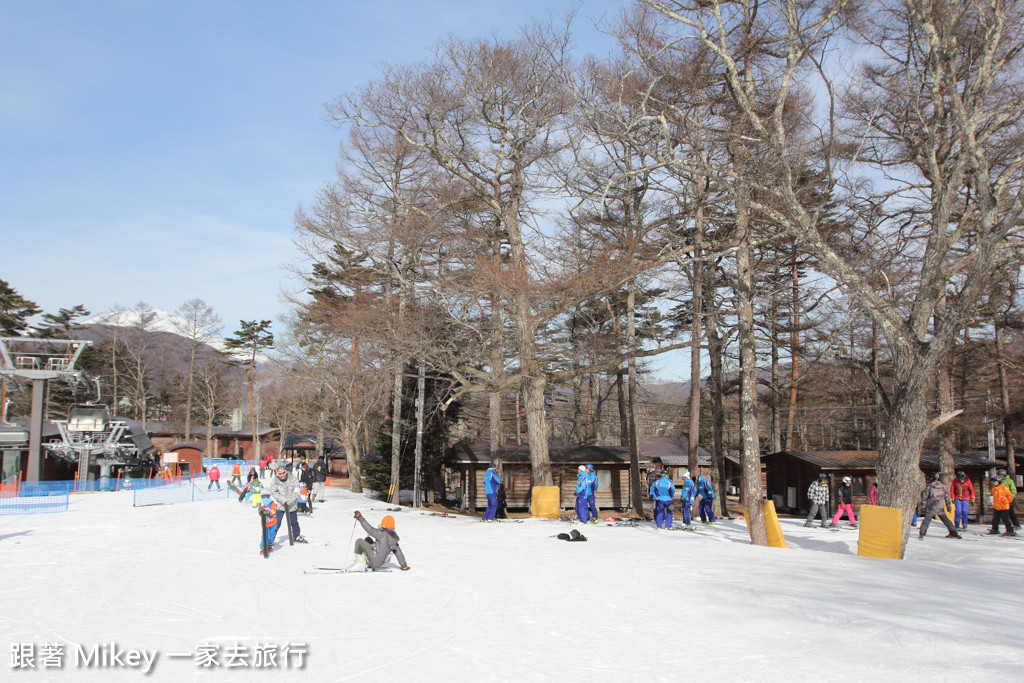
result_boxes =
[80,308,263,362]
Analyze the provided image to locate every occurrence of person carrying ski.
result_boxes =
[312,456,328,503]
[585,464,599,523]
[483,463,502,521]
[696,475,717,524]
[831,476,858,527]
[996,469,1020,529]
[989,477,1017,536]
[207,464,221,490]
[229,461,242,487]
[262,464,307,548]
[351,510,410,571]
[919,472,960,539]
[805,473,831,528]
[574,465,591,523]
[649,470,675,528]
[678,471,697,528]
[950,471,975,530]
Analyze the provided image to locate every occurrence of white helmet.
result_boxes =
[842,476,852,484]
[681,471,690,478]
[578,465,587,472]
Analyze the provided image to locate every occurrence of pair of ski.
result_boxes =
[303,566,392,574]
[260,503,296,559]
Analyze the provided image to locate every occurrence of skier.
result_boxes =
[919,472,960,539]
[229,461,242,488]
[995,469,1020,529]
[496,481,508,519]
[678,471,697,529]
[258,457,267,479]
[312,456,328,503]
[483,463,502,521]
[696,475,717,524]
[350,510,410,571]
[868,479,878,505]
[831,476,857,527]
[261,465,307,550]
[299,463,315,514]
[804,473,832,528]
[574,465,591,524]
[988,477,1016,536]
[950,471,975,530]
[649,470,675,529]
[207,464,221,490]
[585,464,599,523]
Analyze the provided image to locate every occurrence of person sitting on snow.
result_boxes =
[350,511,410,571]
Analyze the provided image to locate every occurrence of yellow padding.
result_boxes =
[741,500,788,548]
[531,486,561,518]
[857,505,903,559]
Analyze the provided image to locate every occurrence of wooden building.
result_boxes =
[762,449,1006,520]
[449,442,651,512]
[148,423,281,461]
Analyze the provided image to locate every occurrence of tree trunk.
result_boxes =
[996,322,1015,480]
[626,279,644,516]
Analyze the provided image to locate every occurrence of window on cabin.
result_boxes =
[597,469,611,492]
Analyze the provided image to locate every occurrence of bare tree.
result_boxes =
[173,298,222,442]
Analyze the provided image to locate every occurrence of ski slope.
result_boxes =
[2,486,1021,681]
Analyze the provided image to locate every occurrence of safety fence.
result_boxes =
[0,483,70,515]
[132,475,232,507]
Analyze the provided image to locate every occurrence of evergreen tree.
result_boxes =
[0,279,41,335]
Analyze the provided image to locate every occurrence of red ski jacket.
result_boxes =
[951,478,974,501]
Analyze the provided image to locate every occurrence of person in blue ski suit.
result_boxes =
[483,463,502,521]
[649,471,676,528]
[697,475,717,523]
[575,465,591,523]
[585,464,599,522]
[678,471,697,528]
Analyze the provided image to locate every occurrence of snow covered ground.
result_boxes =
[2,485,1022,682]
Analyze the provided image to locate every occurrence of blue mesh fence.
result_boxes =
[132,475,232,507]
[0,484,70,515]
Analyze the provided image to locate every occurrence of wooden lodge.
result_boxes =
[449,442,652,512]
[761,449,1008,521]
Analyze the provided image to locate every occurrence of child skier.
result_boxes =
[989,478,1017,536]
[350,510,410,571]
[696,475,717,524]
[919,472,960,539]
[649,470,675,529]
[950,471,974,530]
[805,473,831,528]
[678,472,697,529]
[831,476,857,527]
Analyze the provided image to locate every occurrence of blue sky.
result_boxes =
[1,0,627,338]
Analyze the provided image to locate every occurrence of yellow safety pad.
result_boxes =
[531,486,561,518]
[857,505,903,559]
[742,500,788,548]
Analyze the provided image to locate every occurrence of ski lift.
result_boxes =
[67,404,110,432]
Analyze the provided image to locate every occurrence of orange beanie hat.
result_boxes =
[381,515,395,530]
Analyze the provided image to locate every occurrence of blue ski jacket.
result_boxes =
[697,476,715,500]
[483,467,502,495]
[649,476,675,501]
[575,472,591,496]
[587,471,598,497]
[678,478,697,504]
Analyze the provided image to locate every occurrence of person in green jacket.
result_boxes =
[997,469,1020,529]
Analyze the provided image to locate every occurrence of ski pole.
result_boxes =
[340,518,358,571]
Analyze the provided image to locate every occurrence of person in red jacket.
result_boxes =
[207,464,221,490]
[950,471,974,530]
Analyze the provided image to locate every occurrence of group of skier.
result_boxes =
[574,464,600,524]
[804,469,1020,539]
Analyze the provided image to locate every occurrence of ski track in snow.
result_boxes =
[2,487,1023,681]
